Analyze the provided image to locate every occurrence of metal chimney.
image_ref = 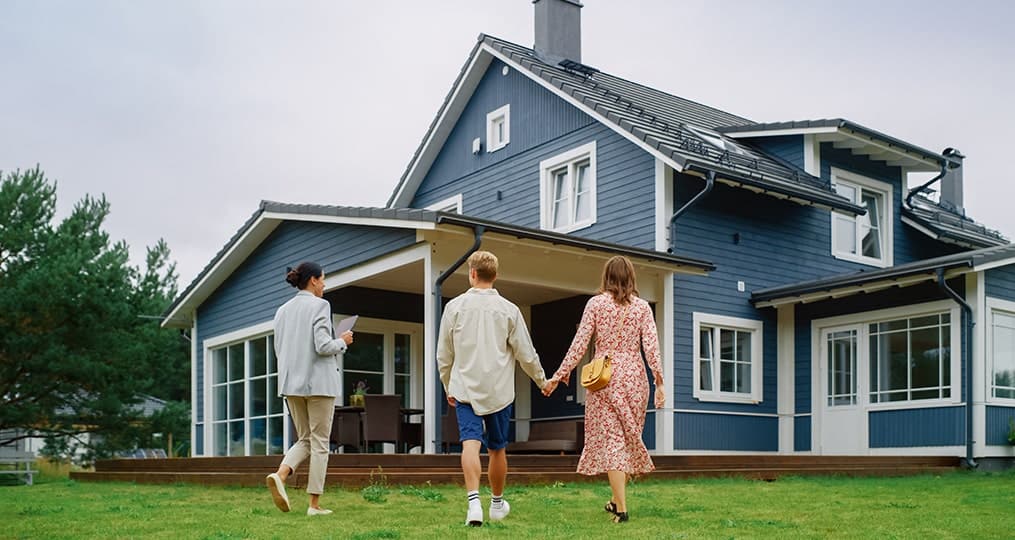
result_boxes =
[940,147,965,214]
[533,0,582,65]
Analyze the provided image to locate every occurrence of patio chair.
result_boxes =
[440,409,459,453]
[330,409,363,453]
[363,394,402,451]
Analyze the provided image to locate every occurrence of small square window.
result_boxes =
[486,104,510,152]
[692,313,763,403]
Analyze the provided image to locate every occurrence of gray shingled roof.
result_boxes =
[717,119,945,165]
[478,35,866,214]
[163,201,714,323]
[752,242,1015,306]
[904,194,1008,249]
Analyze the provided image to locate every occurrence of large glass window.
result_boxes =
[991,310,1015,399]
[343,330,418,409]
[540,141,596,233]
[831,168,892,267]
[869,313,951,403]
[210,335,284,456]
[693,313,763,403]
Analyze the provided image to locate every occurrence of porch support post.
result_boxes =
[969,272,987,460]
[423,248,437,454]
[777,304,796,454]
[655,272,675,452]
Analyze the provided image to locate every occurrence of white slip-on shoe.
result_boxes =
[265,473,290,513]
[307,507,333,516]
[489,499,510,521]
[465,504,483,527]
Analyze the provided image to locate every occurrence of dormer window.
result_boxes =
[539,141,597,233]
[830,167,893,267]
[486,104,510,152]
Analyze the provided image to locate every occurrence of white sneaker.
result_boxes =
[265,473,290,513]
[465,504,483,527]
[489,499,510,521]
[307,507,333,516]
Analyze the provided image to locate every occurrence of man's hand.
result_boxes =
[340,331,354,346]
[542,377,560,397]
[447,396,457,408]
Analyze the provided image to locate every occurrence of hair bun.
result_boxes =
[285,266,300,287]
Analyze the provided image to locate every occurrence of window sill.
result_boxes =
[694,392,762,405]
[831,251,891,268]
[487,141,508,153]
[865,398,962,412]
[546,219,595,235]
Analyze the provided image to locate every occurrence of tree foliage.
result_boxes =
[0,167,189,462]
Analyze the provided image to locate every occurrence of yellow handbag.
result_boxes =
[579,304,630,392]
[580,355,612,391]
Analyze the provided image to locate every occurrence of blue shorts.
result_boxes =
[455,402,513,451]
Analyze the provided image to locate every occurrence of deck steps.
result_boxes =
[70,454,961,487]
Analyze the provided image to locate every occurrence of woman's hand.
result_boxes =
[340,331,354,346]
[654,386,665,409]
[542,377,560,397]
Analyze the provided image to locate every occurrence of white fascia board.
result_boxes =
[262,211,436,231]
[972,257,1015,273]
[481,44,686,175]
[389,50,493,208]
[723,126,839,138]
[162,215,282,329]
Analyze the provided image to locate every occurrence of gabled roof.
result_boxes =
[903,193,1008,249]
[162,201,714,328]
[718,118,943,173]
[752,242,1015,308]
[387,34,866,215]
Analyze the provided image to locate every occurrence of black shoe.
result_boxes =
[613,512,629,523]
[604,501,618,515]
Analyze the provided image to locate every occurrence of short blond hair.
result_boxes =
[467,251,498,282]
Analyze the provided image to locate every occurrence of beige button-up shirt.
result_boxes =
[437,287,548,416]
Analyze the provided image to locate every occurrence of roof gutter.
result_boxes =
[432,225,485,452]
[936,268,977,469]
[669,170,715,253]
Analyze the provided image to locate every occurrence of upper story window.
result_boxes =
[692,313,764,404]
[486,104,510,152]
[830,167,893,267]
[539,141,597,233]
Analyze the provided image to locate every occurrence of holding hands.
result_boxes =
[541,377,560,397]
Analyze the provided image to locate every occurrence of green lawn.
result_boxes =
[2,469,1013,539]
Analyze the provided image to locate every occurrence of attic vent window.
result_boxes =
[486,104,510,153]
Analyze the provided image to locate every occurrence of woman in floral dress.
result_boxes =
[543,256,665,524]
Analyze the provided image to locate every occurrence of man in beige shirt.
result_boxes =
[437,250,550,527]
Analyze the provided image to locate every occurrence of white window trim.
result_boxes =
[986,297,1015,405]
[538,141,598,234]
[811,300,962,413]
[829,167,894,268]
[486,104,510,152]
[424,193,463,214]
[692,312,764,404]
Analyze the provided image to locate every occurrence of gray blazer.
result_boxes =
[273,290,347,397]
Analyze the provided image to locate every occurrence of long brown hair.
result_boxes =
[598,256,638,305]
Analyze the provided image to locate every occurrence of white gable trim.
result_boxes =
[388,43,687,208]
[262,211,436,231]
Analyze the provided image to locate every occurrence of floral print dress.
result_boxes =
[554,294,663,476]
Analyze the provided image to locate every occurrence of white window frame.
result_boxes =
[424,193,463,214]
[539,141,597,234]
[986,298,1015,404]
[335,315,424,410]
[692,313,764,404]
[830,167,894,268]
[486,104,510,152]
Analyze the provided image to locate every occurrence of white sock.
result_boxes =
[467,490,480,508]
[491,494,503,509]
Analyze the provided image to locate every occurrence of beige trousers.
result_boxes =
[281,395,335,495]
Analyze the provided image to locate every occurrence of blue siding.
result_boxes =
[674,413,778,451]
[411,61,656,250]
[794,416,811,451]
[869,406,964,447]
[985,405,1015,445]
[751,135,804,170]
[193,222,417,419]
[986,266,1015,301]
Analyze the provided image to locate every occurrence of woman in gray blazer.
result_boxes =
[265,261,353,516]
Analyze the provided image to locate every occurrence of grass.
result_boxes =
[2,468,1014,539]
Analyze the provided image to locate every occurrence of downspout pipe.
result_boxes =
[432,225,485,452]
[936,267,977,469]
[669,170,715,253]
[905,149,962,208]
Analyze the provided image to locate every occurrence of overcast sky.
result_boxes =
[2,0,1013,290]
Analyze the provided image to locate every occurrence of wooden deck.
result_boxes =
[70,454,961,487]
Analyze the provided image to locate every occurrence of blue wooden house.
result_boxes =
[163,0,1015,466]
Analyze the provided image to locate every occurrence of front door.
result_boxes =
[818,327,867,454]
